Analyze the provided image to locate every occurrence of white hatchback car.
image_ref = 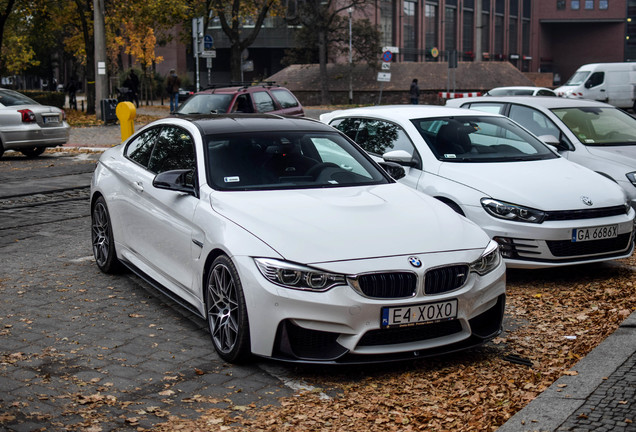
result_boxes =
[91,114,505,364]
[446,96,636,211]
[321,106,635,269]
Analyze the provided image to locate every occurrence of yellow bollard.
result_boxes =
[116,102,136,142]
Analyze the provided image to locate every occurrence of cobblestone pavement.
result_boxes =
[0,152,298,431]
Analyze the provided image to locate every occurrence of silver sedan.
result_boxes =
[0,88,70,158]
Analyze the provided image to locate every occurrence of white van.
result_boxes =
[555,62,636,110]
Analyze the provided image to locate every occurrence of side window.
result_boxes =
[271,89,299,108]
[586,72,604,88]
[252,91,276,113]
[125,127,161,168]
[330,117,360,141]
[508,105,561,138]
[537,89,556,96]
[147,126,196,174]
[356,119,416,158]
[233,94,254,113]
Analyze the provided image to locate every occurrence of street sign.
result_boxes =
[431,47,439,58]
[204,35,214,50]
[201,50,216,58]
[381,62,391,70]
[382,46,400,53]
[377,72,391,82]
[382,51,393,62]
[206,58,212,68]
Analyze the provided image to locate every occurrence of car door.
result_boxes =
[122,125,200,295]
[329,117,423,189]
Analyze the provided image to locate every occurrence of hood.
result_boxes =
[437,157,627,210]
[586,145,636,171]
[211,184,490,264]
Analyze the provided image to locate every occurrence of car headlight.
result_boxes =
[481,198,546,223]
[625,172,636,187]
[254,258,346,291]
[470,240,502,275]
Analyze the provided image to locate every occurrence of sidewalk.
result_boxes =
[497,310,636,432]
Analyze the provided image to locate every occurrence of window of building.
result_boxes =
[425,3,438,61]
[403,0,417,61]
[482,10,490,59]
[444,6,457,51]
[572,0,580,9]
[494,14,504,58]
[380,0,394,50]
[557,0,566,9]
[585,0,594,9]
[462,9,474,60]
[599,0,608,9]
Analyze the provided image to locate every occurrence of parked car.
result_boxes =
[446,96,636,210]
[175,83,304,117]
[90,114,505,364]
[178,87,194,102]
[554,62,636,110]
[484,86,556,97]
[0,88,70,158]
[321,105,635,269]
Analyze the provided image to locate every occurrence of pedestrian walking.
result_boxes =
[409,78,420,104]
[166,69,181,113]
[124,70,140,107]
[65,77,78,110]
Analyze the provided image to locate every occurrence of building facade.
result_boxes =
[197,0,635,88]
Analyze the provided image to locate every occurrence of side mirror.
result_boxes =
[538,134,569,152]
[382,149,417,167]
[378,161,406,180]
[153,169,197,196]
[584,81,593,89]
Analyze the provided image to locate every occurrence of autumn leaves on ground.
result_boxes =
[145,259,634,432]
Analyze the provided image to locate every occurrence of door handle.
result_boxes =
[132,181,144,192]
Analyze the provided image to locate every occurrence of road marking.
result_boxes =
[259,364,331,400]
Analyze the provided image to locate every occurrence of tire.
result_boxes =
[91,196,123,273]
[0,142,4,159]
[21,146,46,158]
[205,255,251,363]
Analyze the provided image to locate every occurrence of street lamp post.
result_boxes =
[348,7,353,104]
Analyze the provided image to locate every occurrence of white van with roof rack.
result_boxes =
[555,62,636,110]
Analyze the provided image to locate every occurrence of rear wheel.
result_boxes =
[205,255,251,363]
[21,146,46,158]
[91,196,122,273]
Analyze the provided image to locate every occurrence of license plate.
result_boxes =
[43,116,59,124]
[572,224,618,242]
[381,299,458,328]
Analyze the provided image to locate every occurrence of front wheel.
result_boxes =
[21,146,46,158]
[205,255,251,363]
[91,196,123,273]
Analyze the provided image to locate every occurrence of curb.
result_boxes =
[496,311,636,432]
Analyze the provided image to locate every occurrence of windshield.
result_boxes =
[552,107,636,146]
[411,116,559,162]
[487,88,534,96]
[0,89,39,107]
[205,131,390,191]
[563,71,590,86]
[177,94,233,114]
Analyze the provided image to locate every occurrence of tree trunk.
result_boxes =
[317,29,331,105]
[230,41,242,82]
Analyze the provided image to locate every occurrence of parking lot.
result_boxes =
[1,148,635,431]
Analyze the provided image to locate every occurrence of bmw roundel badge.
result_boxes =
[408,256,422,268]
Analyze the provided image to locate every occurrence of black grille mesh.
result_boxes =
[357,320,462,347]
[425,265,469,295]
[544,205,627,221]
[356,272,417,298]
[547,233,632,257]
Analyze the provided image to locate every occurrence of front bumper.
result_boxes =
[464,206,635,269]
[233,250,506,363]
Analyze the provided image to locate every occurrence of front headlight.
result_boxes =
[470,240,502,275]
[481,198,546,223]
[625,172,636,187]
[254,258,346,291]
